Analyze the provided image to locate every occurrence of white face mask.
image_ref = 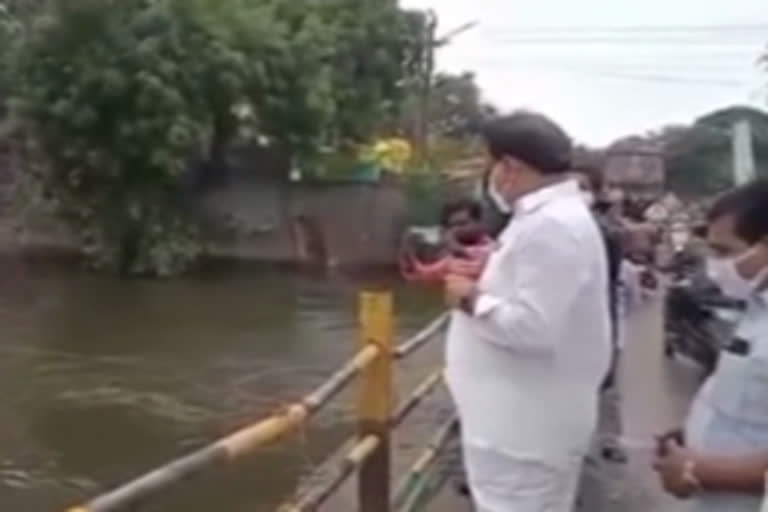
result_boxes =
[581,191,595,207]
[707,249,768,300]
[671,231,689,250]
[487,167,512,214]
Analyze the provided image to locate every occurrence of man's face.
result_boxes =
[488,155,524,202]
[445,210,480,240]
[708,213,768,283]
[707,214,749,259]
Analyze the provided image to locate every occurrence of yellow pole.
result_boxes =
[357,291,394,512]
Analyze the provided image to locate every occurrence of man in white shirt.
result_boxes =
[444,112,613,512]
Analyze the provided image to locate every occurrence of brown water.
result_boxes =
[0,265,440,511]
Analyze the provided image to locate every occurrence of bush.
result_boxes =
[6,0,429,275]
[12,0,333,275]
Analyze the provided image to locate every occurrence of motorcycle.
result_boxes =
[663,265,745,378]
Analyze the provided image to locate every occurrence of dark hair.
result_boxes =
[692,223,708,238]
[440,198,483,227]
[708,179,768,244]
[482,111,572,175]
[571,164,604,192]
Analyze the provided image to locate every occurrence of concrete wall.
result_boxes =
[199,176,407,268]
[0,137,411,268]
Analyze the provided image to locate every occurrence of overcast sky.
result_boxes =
[401,0,768,146]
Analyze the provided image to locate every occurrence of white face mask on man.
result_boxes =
[488,180,512,214]
[707,247,768,300]
[487,165,513,214]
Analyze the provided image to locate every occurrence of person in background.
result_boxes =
[653,179,768,511]
[573,166,628,464]
[443,112,612,512]
[399,199,493,283]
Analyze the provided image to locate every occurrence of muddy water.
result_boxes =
[0,265,440,511]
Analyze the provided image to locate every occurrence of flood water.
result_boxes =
[0,264,440,511]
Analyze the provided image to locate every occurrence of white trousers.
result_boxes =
[463,442,583,512]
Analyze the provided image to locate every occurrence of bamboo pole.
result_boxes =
[392,415,459,510]
[303,344,380,413]
[277,435,380,512]
[275,368,443,512]
[399,467,448,512]
[65,294,445,512]
[65,341,382,512]
[357,291,394,512]
[394,314,448,359]
[390,369,443,428]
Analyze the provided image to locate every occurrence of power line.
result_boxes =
[481,24,768,46]
[495,56,752,70]
[456,58,750,86]
[484,24,768,33]
[528,68,746,86]
[484,37,763,46]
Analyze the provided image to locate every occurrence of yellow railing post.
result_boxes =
[357,291,394,512]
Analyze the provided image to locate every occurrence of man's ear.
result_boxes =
[500,155,522,173]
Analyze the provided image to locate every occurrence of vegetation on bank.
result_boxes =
[0,0,491,276]
[1,2,764,274]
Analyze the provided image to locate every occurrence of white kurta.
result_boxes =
[445,180,612,512]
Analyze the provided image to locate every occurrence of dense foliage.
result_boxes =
[660,107,768,198]
[399,71,496,140]
[3,0,424,275]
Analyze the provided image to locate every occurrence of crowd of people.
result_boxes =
[410,111,768,511]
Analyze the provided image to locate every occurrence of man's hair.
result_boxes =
[708,178,768,244]
[440,198,483,227]
[482,111,572,175]
[571,163,604,192]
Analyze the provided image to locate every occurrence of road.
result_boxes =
[429,296,704,511]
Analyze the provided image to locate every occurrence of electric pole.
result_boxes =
[731,119,756,186]
[415,13,478,162]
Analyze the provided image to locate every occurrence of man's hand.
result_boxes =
[444,274,477,310]
[655,428,685,456]
[652,438,698,498]
[448,258,486,279]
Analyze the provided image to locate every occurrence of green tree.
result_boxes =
[9,0,428,276]
[661,106,768,198]
[317,0,423,145]
[13,0,335,275]
[0,2,23,106]
[427,71,496,137]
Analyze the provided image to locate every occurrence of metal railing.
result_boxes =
[65,292,452,512]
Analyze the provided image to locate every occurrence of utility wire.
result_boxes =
[484,24,768,33]
[458,56,757,83]
[494,56,752,71]
[550,68,746,86]
[481,24,768,45]
[454,59,749,86]
[484,37,763,46]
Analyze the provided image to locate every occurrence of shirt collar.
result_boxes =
[514,179,580,216]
